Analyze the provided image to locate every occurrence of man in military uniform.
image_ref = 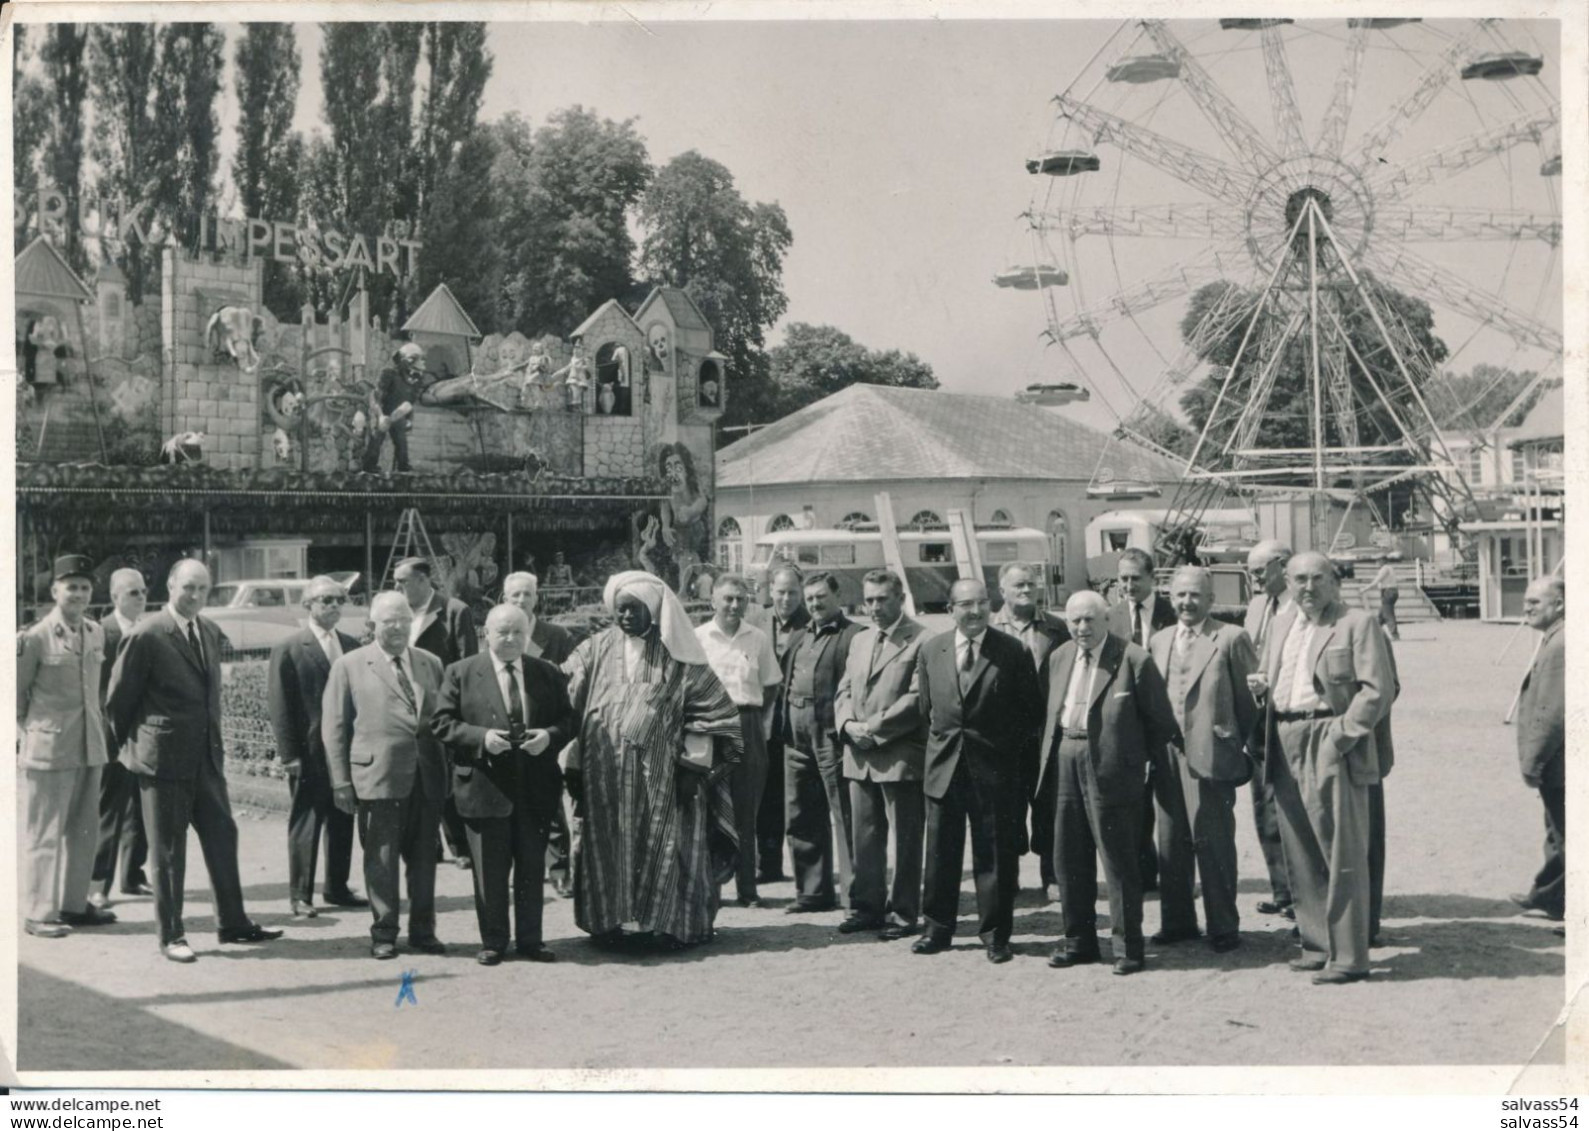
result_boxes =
[362,342,425,473]
[18,555,116,938]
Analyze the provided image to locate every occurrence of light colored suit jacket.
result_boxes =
[1264,599,1394,786]
[834,615,929,782]
[1516,620,1564,789]
[321,643,447,802]
[1242,592,1292,662]
[1150,619,1259,784]
[17,608,108,771]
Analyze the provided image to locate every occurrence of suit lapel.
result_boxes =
[411,593,442,648]
[1090,635,1120,710]
[302,632,332,677]
[1186,627,1219,685]
[167,612,207,677]
[369,647,413,714]
[1267,607,1298,682]
[1150,629,1172,672]
[1304,610,1339,681]
[474,656,510,722]
[868,625,906,686]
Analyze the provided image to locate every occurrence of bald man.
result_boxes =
[1243,540,1294,919]
[1149,567,1259,953]
[1041,590,1180,975]
[431,605,573,964]
[1252,552,1394,985]
[1511,576,1565,924]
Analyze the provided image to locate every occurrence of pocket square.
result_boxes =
[1113,691,1131,698]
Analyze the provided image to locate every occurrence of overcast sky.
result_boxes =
[206,14,1566,433]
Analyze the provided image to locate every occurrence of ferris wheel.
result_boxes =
[1000,18,1562,556]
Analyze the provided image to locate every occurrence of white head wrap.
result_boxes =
[603,569,709,665]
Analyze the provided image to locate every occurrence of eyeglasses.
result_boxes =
[120,589,147,597]
[315,596,347,606]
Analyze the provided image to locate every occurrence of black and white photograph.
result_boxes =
[5,0,1582,1095]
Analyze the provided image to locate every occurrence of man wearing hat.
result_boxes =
[395,555,479,867]
[362,342,425,473]
[17,555,116,937]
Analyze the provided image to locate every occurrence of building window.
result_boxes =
[767,514,796,534]
[909,509,945,531]
[717,516,742,539]
[716,516,743,572]
[1510,449,1526,484]
[593,342,632,416]
[839,511,872,530]
[919,542,952,563]
[820,545,855,566]
[1047,509,1069,582]
[983,541,1019,563]
[988,509,1014,528]
[698,359,722,409]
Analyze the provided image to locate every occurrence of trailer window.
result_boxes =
[983,541,1019,563]
[752,545,771,563]
[919,543,952,563]
[820,545,855,565]
[796,545,821,567]
[1104,530,1131,552]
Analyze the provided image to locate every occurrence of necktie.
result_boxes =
[961,636,976,672]
[869,629,887,674]
[391,654,416,712]
[1067,651,1091,729]
[504,661,527,735]
[187,621,204,668]
[320,630,342,663]
[1134,603,1146,647]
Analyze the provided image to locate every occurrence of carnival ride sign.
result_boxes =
[15,187,421,279]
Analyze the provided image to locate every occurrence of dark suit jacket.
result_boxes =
[784,613,863,738]
[98,614,135,757]
[1516,619,1564,789]
[411,591,479,667]
[430,652,574,820]
[766,605,812,741]
[106,610,228,782]
[915,626,1043,802]
[1040,633,1181,805]
[528,618,576,666]
[267,628,362,778]
[1107,592,1176,647]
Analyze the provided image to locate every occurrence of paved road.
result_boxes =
[16,622,1569,1076]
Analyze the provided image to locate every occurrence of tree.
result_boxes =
[39,25,91,271]
[416,23,492,217]
[491,107,652,337]
[637,151,792,430]
[762,322,938,420]
[1426,363,1553,432]
[232,24,304,316]
[1178,275,1449,456]
[150,24,226,234]
[13,27,55,252]
[417,129,501,328]
[88,24,164,301]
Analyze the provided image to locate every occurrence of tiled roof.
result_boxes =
[402,283,481,338]
[16,237,92,301]
[716,384,1182,488]
[637,286,710,331]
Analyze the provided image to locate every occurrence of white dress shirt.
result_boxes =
[1061,646,1098,730]
[695,618,781,708]
[1275,617,1323,712]
[954,629,985,673]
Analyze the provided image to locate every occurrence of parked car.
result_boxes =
[203,573,371,655]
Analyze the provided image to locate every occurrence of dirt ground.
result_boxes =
[15,621,1570,1075]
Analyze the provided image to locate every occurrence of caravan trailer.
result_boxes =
[747,526,1052,613]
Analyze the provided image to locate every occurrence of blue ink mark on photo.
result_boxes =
[396,968,419,1007]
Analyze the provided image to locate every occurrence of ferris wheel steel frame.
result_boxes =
[1013,17,1561,564]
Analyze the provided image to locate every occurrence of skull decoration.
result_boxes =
[646,323,670,370]
[206,306,262,374]
[271,427,293,461]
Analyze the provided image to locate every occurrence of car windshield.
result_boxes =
[207,585,239,607]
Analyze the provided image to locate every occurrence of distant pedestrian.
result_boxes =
[1370,560,1400,641]
[1510,576,1564,925]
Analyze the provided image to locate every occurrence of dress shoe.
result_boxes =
[838,915,885,934]
[554,877,575,899]
[785,898,837,914]
[1042,884,1058,904]
[217,923,284,944]
[1209,933,1242,954]
[1289,926,1301,940]
[735,897,766,909]
[322,890,368,908]
[291,900,319,919]
[61,906,117,927]
[911,936,951,955]
[1289,954,1327,972]
[408,937,447,955]
[454,856,474,871]
[371,942,399,960]
[1255,900,1292,916]
[1280,905,1296,921]
[161,939,197,963]
[985,942,1014,964]
[1150,927,1201,945]
[1047,948,1101,968]
[476,948,504,966]
[878,921,918,941]
[1553,925,1566,938]
[24,919,71,939]
[1311,969,1370,986]
[87,891,112,911]
[515,943,558,963]
[1511,894,1565,921]
[121,881,154,897]
[1112,956,1145,976]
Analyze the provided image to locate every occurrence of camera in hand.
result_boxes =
[504,720,530,755]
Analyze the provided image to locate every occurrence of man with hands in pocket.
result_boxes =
[430,605,573,965]
[1248,551,1394,985]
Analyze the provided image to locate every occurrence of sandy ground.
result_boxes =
[15,621,1568,1073]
